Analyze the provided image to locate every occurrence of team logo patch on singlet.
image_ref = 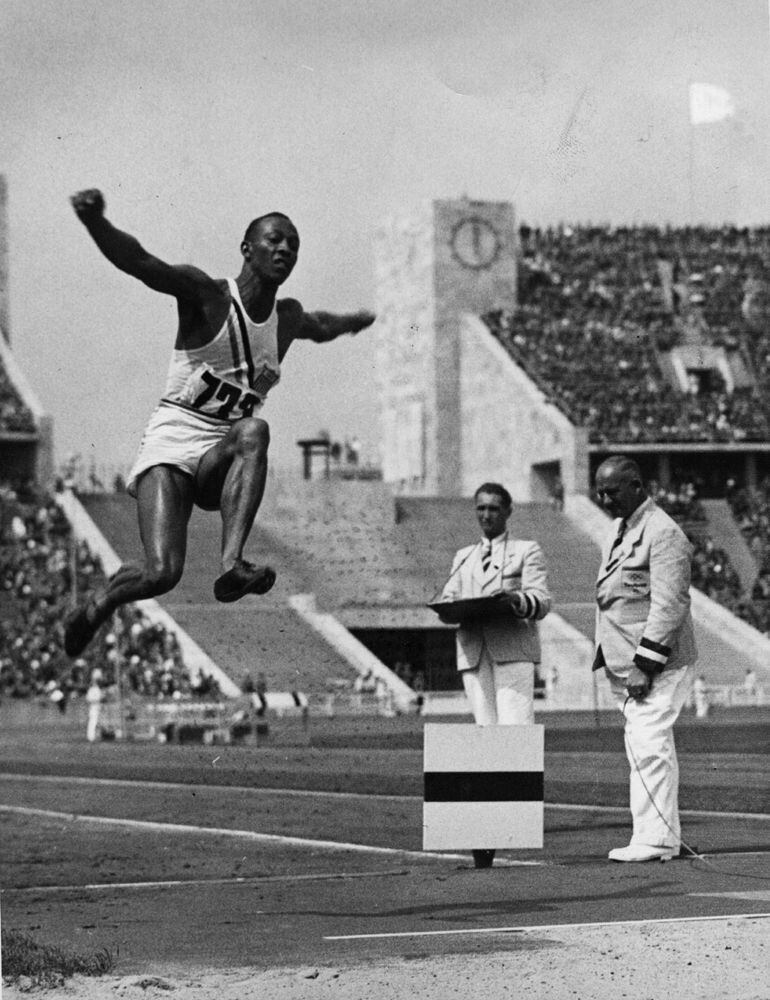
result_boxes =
[251,364,280,398]
[181,363,263,421]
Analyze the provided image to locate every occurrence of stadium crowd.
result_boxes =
[0,363,35,434]
[485,224,770,444]
[0,479,220,704]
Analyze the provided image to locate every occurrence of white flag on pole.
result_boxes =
[688,82,735,125]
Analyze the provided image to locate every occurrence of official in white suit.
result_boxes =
[438,482,551,868]
[593,456,697,863]
[440,483,551,726]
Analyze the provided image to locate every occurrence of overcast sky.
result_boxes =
[2,0,769,476]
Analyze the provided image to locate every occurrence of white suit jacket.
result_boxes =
[594,498,697,678]
[441,534,551,671]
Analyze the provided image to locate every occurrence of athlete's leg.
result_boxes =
[64,466,194,656]
[195,417,269,566]
[194,417,275,602]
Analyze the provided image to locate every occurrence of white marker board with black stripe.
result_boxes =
[423,724,544,850]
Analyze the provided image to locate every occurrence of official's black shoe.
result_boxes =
[214,560,276,603]
[472,850,496,869]
[63,602,100,658]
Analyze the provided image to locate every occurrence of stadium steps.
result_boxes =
[257,476,448,611]
[700,498,758,593]
[78,494,360,699]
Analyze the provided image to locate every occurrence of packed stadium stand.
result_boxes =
[484,224,770,444]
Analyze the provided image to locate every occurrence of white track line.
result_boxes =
[0,805,540,866]
[1,869,412,894]
[324,911,770,941]
[0,773,408,803]
[695,850,770,860]
[1,773,767,821]
[692,891,770,901]
[547,802,770,822]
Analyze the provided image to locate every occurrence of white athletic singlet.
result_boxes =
[160,279,281,423]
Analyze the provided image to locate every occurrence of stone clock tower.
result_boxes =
[373,198,517,495]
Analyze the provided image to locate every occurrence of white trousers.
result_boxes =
[609,663,694,850]
[86,703,101,742]
[462,644,535,726]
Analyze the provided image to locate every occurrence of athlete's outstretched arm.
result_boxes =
[278,299,376,344]
[70,189,220,301]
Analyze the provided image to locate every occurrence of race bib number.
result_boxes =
[184,365,262,421]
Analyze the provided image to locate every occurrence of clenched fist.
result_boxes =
[70,188,105,223]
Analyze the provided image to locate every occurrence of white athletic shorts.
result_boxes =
[126,402,234,497]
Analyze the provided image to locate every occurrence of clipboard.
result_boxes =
[427,593,507,624]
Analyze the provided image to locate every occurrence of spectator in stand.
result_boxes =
[0,480,202,702]
[253,671,268,717]
[693,674,710,718]
[85,675,103,741]
[550,475,565,511]
[347,436,362,466]
[393,659,415,687]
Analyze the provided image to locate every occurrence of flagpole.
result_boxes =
[688,121,695,224]
[687,80,695,224]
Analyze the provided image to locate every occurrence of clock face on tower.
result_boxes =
[450,216,501,269]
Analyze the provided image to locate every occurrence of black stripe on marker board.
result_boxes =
[424,771,543,803]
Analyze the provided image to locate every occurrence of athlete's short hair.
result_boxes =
[474,482,512,510]
[242,213,295,244]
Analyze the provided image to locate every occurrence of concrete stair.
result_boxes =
[700,498,758,594]
[79,493,360,700]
